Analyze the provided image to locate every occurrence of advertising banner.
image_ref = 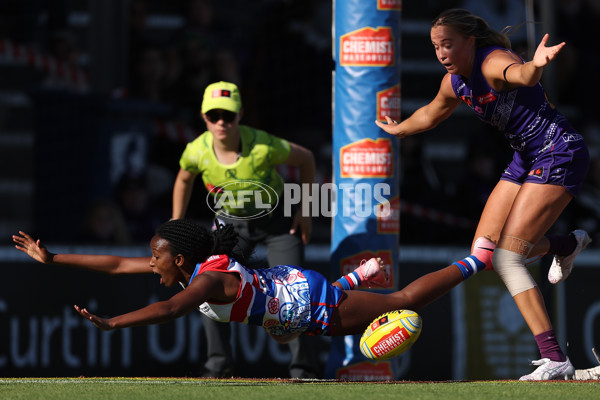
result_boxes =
[328,0,401,380]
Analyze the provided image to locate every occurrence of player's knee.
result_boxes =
[492,245,537,297]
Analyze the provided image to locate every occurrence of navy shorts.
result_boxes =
[501,132,590,197]
[302,269,344,336]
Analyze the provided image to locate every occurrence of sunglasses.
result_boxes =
[206,110,237,123]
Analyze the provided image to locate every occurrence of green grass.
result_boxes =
[1,378,600,400]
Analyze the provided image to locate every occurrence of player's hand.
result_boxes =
[290,209,312,244]
[74,305,113,330]
[12,231,54,264]
[375,116,403,137]
[532,33,565,68]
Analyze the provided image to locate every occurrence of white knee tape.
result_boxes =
[492,248,537,296]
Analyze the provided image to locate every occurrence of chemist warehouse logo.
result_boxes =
[341,138,393,178]
[206,180,392,221]
[340,26,395,67]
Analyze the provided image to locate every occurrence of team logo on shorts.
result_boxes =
[528,167,544,179]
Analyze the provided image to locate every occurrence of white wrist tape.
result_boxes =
[492,237,537,296]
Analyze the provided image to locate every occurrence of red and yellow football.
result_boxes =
[359,309,422,360]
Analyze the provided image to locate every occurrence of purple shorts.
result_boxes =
[501,132,590,197]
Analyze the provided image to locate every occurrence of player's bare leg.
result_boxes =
[330,240,494,336]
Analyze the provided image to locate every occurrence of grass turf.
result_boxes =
[1,378,600,400]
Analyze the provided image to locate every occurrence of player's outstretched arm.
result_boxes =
[74,298,192,330]
[496,34,565,88]
[375,74,460,138]
[13,231,151,274]
[74,271,219,330]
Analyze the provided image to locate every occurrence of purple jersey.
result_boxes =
[450,46,577,160]
[451,46,589,195]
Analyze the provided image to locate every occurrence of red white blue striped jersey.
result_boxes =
[188,254,312,336]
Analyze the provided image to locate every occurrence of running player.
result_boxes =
[376,8,591,380]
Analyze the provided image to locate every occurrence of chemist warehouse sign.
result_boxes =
[340,138,393,178]
[339,27,395,67]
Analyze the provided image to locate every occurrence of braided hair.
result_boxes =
[431,9,512,50]
[156,219,242,265]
